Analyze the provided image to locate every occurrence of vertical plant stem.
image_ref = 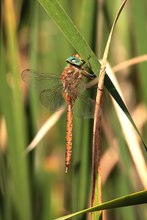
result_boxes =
[3,0,32,219]
[91,1,127,219]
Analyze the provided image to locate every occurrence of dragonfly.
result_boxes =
[22,54,97,173]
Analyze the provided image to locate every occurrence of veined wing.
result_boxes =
[73,94,95,118]
[22,69,61,91]
[73,80,101,118]
[22,69,65,111]
[40,86,66,112]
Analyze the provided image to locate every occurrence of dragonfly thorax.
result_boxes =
[61,65,83,105]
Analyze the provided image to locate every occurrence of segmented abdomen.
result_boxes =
[65,104,73,173]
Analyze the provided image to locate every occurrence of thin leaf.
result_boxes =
[54,190,147,220]
[105,74,147,151]
[91,0,128,214]
[37,0,147,154]
[112,54,147,73]
[38,0,101,74]
[23,107,65,154]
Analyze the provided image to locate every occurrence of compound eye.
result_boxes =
[71,58,76,64]
[66,55,84,67]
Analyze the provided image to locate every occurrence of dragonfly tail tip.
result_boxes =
[65,166,69,173]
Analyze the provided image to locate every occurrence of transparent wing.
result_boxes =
[22,69,61,91]
[22,69,65,111]
[73,80,101,118]
[40,86,66,111]
[73,94,95,118]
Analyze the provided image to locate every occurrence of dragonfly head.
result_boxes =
[66,54,85,67]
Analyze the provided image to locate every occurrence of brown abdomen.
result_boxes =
[65,104,73,173]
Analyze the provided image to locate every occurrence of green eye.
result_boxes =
[66,54,85,67]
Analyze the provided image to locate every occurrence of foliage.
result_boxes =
[1,0,147,220]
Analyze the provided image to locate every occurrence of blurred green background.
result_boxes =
[1,0,147,220]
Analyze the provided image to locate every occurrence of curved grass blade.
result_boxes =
[37,0,101,75]
[91,0,128,214]
[37,0,147,152]
[54,190,147,220]
[105,74,147,151]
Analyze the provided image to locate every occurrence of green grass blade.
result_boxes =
[132,0,147,101]
[101,0,127,69]
[80,0,97,44]
[54,190,147,220]
[105,74,147,151]
[37,0,100,73]
[2,1,32,219]
[37,0,147,152]
[0,44,12,220]
[91,3,128,218]
[73,0,97,214]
